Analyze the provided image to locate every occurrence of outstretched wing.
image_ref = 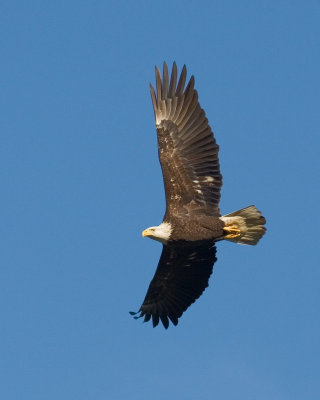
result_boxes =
[150,62,222,218]
[131,242,217,329]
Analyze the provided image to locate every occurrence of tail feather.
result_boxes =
[220,206,266,245]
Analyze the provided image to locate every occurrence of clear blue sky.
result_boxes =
[1,1,319,399]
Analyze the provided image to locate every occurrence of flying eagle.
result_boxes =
[131,62,266,328]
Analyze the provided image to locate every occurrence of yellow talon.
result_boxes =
[223,225,241,238]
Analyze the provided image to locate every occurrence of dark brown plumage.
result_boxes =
[132,242,217,329]
[131,63,266,328]
[150,63,222,220]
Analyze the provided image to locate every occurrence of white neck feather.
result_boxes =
[147,222,172,243]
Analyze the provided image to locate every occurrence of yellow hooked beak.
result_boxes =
[142,229,152,237]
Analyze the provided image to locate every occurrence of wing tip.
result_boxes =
[130,309,180,329]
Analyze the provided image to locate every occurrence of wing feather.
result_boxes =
[176,65,187,95]
[162,62,169,98]
[132,242,217,328]
[168,63,177,97]
[150,62,222,217]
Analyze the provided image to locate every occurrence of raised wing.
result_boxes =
[150,62,222,218]
[130,242,217,329]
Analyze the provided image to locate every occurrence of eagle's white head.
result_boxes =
[142,222,172,244]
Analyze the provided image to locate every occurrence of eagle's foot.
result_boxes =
[223,225,241,239]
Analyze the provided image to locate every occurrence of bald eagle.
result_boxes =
[131,63,266,328]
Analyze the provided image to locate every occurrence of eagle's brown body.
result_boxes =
[165,215,225,242]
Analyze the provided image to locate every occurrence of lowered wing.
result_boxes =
[131,242,217,328]
[150,62,222,218]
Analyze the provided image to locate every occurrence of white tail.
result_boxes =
[220,206,266,245]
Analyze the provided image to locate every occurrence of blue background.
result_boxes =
[1,1,319,399]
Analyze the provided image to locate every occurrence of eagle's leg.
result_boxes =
[223,225,241,239]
